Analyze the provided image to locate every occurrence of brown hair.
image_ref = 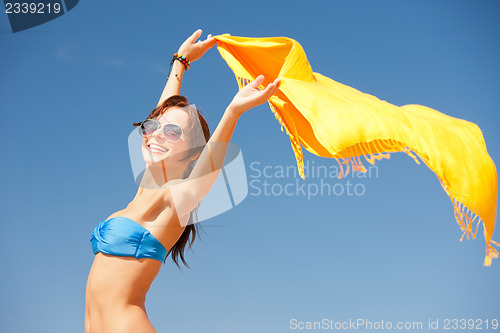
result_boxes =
[133,95,211,269]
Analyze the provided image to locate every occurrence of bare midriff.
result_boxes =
[85,253,162,333]
[85,187,189,333]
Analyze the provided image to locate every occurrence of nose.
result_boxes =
[150,127,166,141]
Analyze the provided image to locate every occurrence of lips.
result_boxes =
[147,143,169,153]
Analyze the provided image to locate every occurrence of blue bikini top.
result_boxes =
[90,216,167,262]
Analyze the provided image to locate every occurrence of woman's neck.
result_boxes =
[140,162,168,189]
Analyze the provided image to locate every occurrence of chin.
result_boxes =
[142,149,167,165]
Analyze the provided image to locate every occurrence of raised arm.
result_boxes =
[157,29,216,107]
[167,75,281,222]
[189,75,281,180]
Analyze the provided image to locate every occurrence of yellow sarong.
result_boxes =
[214,34,498,266]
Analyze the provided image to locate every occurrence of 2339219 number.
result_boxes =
[5,2,61,14]
[443,318,498,330]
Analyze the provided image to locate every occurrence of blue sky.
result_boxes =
[1,1,499,332]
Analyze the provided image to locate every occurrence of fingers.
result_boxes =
[248,75,265,88]
[261,78,281,99]
[188,29,203,43]
[199,35,217,48]
[189,29,213,45]
[266,78,281,92]
[244,78,280,108]
[249,76,280,93]
[248,75,281,91]
[261,82,278,99]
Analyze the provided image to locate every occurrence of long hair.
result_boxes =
[132,95,211,269]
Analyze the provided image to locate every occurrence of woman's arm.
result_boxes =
[157,29,216,107]
[166,75,281,220]
[189,75,281,180]
[157,59,186,107]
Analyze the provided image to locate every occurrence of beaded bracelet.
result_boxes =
[171,53,191,70]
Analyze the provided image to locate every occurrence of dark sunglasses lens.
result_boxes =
[163,124,183,141]
[139,120,158,136]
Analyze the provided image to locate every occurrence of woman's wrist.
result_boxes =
[225,106,242,120]
[165,53,187,83]
[176,49,192,61]
[167,60,185,80]
[171,59,186,71]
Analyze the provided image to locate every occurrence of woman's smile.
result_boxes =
[147,142,169,153]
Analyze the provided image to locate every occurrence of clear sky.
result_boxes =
[1,1,499,332]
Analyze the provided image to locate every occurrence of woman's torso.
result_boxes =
[85,187,190,332]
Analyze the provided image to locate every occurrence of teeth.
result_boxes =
[148,144,168,152]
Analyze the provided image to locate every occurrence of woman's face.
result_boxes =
[141,107,192,168]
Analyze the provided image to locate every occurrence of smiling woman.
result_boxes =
[134,95,210,182]
[84,29,281,333]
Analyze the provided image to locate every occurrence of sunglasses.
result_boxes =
[138,119,188,142]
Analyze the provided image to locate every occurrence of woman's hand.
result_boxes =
[178,29,216,62]
[227,75,281,117]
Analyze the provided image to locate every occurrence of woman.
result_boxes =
[85,29,281,333]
